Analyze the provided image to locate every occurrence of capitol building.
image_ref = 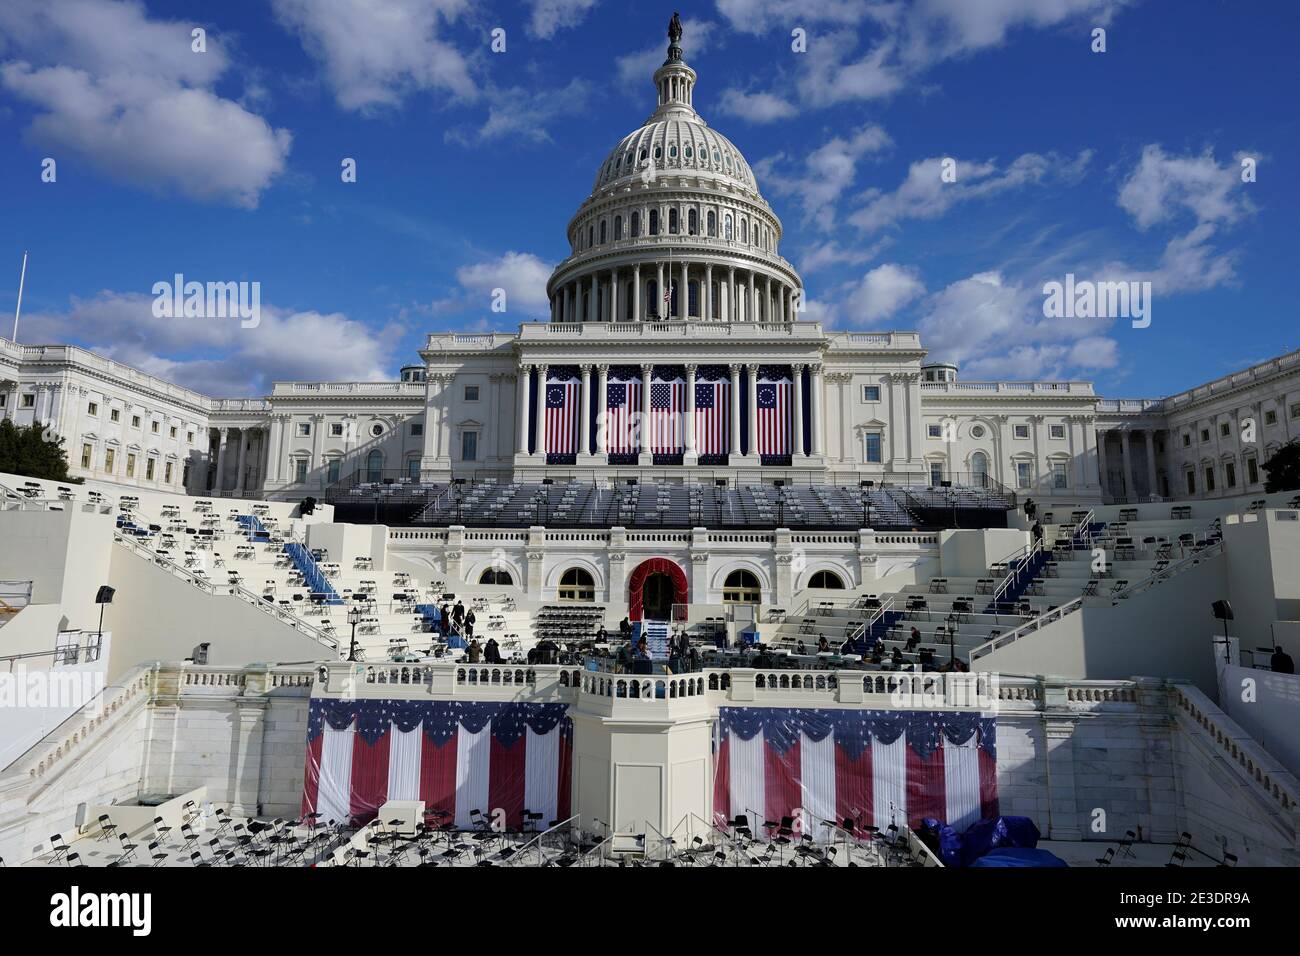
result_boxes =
[1,19,1298,875]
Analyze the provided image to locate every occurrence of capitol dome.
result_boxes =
[545,17,802,326]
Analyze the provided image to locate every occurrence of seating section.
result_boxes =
[535,604,606,645]
[764,511,1224,671]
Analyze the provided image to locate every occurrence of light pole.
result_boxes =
[947,612,958,667]
[347,605,362,662]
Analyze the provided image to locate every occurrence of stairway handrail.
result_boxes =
[969,597,1083,662]
[846,597,894,648]
[990,538,1043,606]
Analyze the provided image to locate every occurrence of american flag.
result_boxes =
[604,378,642,455]
[545,375,580,455]
[694,379,731,455]
[756,374,792,456]
[649,379,686,454]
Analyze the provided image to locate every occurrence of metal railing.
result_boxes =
[968,598,1083,663]
[989,538,1043,606]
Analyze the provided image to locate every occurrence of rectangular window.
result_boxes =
[1291,403,1300,420]
[408,458,421,479]
[298,423,311,436]
[927,424,942,438]
[1182,432,1191,447]
[410,423,423,437]
[1225,462,1236,488]
[929,462,944,486]
[151,421,159,434]
[21,393,34,408]
[1200,429,1209,442]
[1013,425,1030,439]
[1186,471,1196,495]
[864,434,882,463]
[131,415,141,428]
[1265,409,1278,425]
[1247,457,1259,484]
[462,431,478,462]
[330,423,344,436]
[104,448,115,473]
[464,385,480,402]
[862,385,880,402]
[1016,462,1032,489]
[1052,462,1068,489]
[1219,422,1230,437]
[1204,466,1215,492]
[1049,424,1066,439]
[0,394,6,408]
[146,458,155,480]
[126,453,136,477]
[88,401,98,416]
[81,444,92,469]
[327,460,340,484]
[170,426,177,438]
[165,462,173,483]
[295,459,308,482]
[187,432,194,444]
[111,409,120,422]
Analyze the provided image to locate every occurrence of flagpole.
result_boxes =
[12,250,28,343]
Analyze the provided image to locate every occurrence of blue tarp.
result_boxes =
[970,847,1068,868]
[920,819,963,868]
[960,815,1042,868]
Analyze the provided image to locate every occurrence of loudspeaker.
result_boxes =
[1211,599,1234,621]
[95,585,115,605]
[301,496,317,515]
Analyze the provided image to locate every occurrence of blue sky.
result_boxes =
[0,0,1295,397]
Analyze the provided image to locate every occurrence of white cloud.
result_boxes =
[798,236,892,274]
[848,150,1091,233]
[526,0,600,39]
[757,124,892,230]
[716,88,796,123]
[797,32,907,108]
[447,78,592,146]
[453,251,553,316]
[1118,144,1254,230]
[25,291,403,396]
[272,0,475,112]
[846,263,925,322]
[0,0,290,208]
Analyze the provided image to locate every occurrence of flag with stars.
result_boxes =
[712,707,997,840]
[604,375,642,455]
[302,698,572,829]
[756,372,792,456]
[694,377,731,456]
[545,373,581,455]
[649,377,686,455]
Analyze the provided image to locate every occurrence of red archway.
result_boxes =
[627,558,689,622]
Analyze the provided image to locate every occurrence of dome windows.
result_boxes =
[688,208,698,235]
[713,149,721,164]
[614,215,623,241]
[599,220,607,244]
[639,148,648,162]
[668,208,679,234]
[707,210,716,237]
[740,219,748,244]
[631,211,641,237]
[669,144,678,160]
[685,145,693,160]
[649,209,660,236]
[587,225,594,247]
[654,145,662,161]
[724,214,733,240]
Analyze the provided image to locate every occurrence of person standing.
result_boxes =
[464,608,477,639]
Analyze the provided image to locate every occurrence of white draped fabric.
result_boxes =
[524,725,560,827]
[386,724,423,802]
[728,729,766,826]
[454,721,492,829]
[317,721,354,826]
[799,731,836,840]
[943,734,982,832]
[871,734,907,834]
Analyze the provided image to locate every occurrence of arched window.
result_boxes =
[613,215,622,240]
[599,220,607,244]
[723,570,761,604]
[588,225,594,247]
[479,568,513,586]
[685,145,693,160]
[366,450,383,483]
[654,145,662,161]
[668,208,679,234]
[649,209,659,236]
[740,219,748,244]
[707,210,716,237]
[639,148,647,162]
[669,144,677,159]
[558,567,595,602]
[688,209,698,235]
[808,570,845,590]
[631,211,640,237]
[724,214,733,240]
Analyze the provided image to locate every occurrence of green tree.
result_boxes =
[0,419,77,483]
[1262,440,1300,494]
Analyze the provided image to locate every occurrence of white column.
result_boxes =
[1119,430,1133,500]
[588,275,596,323]
[704,265,713,321]
[633,264,641,321]
[1096,429,1109,497]
[656,262,665,319]
[763,276,771,323]
[596,364,609,455]
[685,364,698,458]
[536,364,549,457]
[729,364,742,457]
[747,272,756,322]
[214,427,229,491]
[680,261,689,318]
[728,268,736,322]
[579,364,592,456]
[639,363,653,463]
[791,364,805,459]
[609,270,618,323]
[1144,430,1157,498]
[810,365,824,457]
[234,429,249,494]
[310,415,324,483]
[517,364,531,455]
[746,363,758,457]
